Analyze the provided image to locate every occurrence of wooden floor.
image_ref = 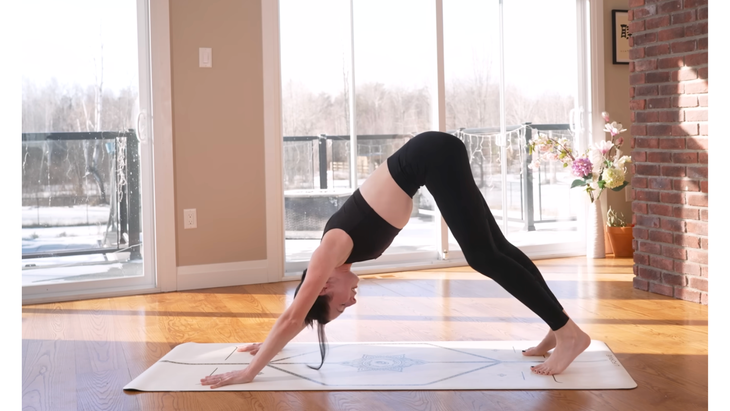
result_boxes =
[22,257,708,411]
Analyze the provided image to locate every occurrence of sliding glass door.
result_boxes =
[278,0,590,271]
[21,0,156,299]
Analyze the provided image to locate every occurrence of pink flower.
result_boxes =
[601,111,610,122]
[616,137,624,146]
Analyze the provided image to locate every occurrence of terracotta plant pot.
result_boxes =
[606,226,634,258]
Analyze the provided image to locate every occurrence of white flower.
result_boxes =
[614,155,631,170]
[604,121,626,136]
[601,112,610,122]
[602,167,626,189]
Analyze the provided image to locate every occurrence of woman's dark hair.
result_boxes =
[294,268,330,370]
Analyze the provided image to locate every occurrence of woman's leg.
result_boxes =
[416,132,590,375]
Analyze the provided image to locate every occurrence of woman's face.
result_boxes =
[326,269,359,321]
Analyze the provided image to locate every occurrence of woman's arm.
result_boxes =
[200,230,352,388]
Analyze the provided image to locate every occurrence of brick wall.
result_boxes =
[628,0,708,304]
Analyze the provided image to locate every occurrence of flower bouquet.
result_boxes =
[527,112,631,202]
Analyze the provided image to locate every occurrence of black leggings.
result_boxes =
[387,131,569,331]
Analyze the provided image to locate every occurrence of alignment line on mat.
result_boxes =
[224,347,237,361]
[209,367,218,376]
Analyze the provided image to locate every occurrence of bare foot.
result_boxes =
[531,319,591,375]
[522,330,556,356]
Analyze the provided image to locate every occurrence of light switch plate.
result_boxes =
[199,48,212,68]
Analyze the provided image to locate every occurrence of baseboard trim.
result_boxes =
[177,260,269,291]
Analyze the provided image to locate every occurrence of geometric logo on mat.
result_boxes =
[341,354,426,372]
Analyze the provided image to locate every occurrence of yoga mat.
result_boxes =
[124,340,637,391]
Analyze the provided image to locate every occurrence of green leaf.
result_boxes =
[598,180,606,189]
[610,181,629,191]
[571,179,587,188]
[563,162,568,168]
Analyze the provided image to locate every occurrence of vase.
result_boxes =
[587,200,606,258]
[607,226,634,258]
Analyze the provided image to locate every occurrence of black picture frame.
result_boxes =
[612,10,630,64]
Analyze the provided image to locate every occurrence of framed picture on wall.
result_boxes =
[612,10,630,64]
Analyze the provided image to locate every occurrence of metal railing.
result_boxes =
[21,130,142,260]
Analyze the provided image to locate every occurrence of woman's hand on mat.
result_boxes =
[200,369,254,389]
[237,342,262,355]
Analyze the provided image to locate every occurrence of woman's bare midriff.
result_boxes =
[358,161,413,229]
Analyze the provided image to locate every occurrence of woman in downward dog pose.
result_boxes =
[201,131,591,389]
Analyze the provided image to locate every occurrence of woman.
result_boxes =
[201,131,590,389]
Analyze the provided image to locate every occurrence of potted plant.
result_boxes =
[605,206,634,258]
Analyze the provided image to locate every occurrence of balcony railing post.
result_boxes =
[318,134,328,189]
[126,130,142,260]
[523,122,536,232]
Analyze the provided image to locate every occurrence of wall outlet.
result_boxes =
[183,209,197,229]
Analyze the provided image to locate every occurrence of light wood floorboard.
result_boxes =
[22,257,708,411]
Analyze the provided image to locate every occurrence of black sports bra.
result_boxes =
[322,189,402,264]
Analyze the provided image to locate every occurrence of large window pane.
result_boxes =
[21,0,148,286]
[353,0,439,258]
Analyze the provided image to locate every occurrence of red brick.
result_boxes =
[686,220,708,236]
[645,43,671,57]
[675,260,701,276]
[684,22,708,37]
[629,73,646,86]
[700,181,707,193]
[673,68,698,82]
[636,111,658,123]
[698,37,708,50]
[698,95,708,107]
[629,0,645,6]
[634,5,657,19]
[686,193,707,207]
[671,10,696,25]
[634,226,650,240]
[662,271,688,285]
[660,191,685,204]
[675,95,698,108]
[647,152,671,163]
[635,85,659,97]
[649,229,673,243]
[647,124,672,136]
[700,237,708,250]
[635,59,658,72]
[632,175,648,188]
[635,137,659,148]
[631,99,647,111]
[637,214,661,229]
[674,206,699,219]
[633,202,648,215]
[684,109,708,122]
[698,67,708,79]
[686,137,708,150]
[700,209,708,221]
[649,282,674,297]
[687,166,707,179]
[636,164,661,176]
[658,0,682,14]
[647,97,671,109]
[660,165,686,177]
[675,287,701,303]
[698,152,708,164]
[648,177,673,190]
[685,52,708,67]
[701,292,708,305]
[699,124,708,136]
[671,40,696,53]
[652,255,676,271]
[633,277,649,291]
[658,27,685,42]
[685,0,708,8]
[675,233,701,248]
[672,152,698,164]
[659,137,686,149]
[636,190,661,202]
[687,249,708,264]
[688,276,708,292]
[630,47,646,60]
[634,252,650,265]
[701,265,708,277]
[647,15,671,30]
[684,80,708,94]
[629,20,646,33]
[632,124,647,136]
[671,123,698,136]
[638,266,662,281]
[634,32,658,47]
[661,218,685,232]
[659,83,684,95]
[698,6,708,20]
[673,179,700,192]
